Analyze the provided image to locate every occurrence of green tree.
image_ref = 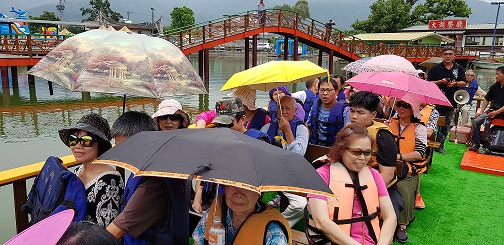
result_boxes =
[169,6,195,31]
[352,0,471,33]
[273,4,293,12]
[352,0,411,33]
[28,11,60,33]
[292,0,310,18]
[80,0,122,22]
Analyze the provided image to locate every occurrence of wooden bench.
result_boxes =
[306,143,330,163]
[425,115,446,173]
[292,229,309,245]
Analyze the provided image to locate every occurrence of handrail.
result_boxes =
[0,155,79,187]
[0,154,80,234]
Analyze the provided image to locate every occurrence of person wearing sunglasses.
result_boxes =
[152,99,190,131]
[388,94,427,243]
[58,113,124,227]
[306,124,396,245]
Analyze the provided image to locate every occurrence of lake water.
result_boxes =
[0,55,495,242]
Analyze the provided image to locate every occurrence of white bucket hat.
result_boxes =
[227,86,257,110]
[152,99,183,119]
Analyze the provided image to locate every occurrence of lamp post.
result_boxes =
[490,2,504,57]
[151,7,155,34]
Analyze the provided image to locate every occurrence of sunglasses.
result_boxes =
[346,147,373,157]
[68,134,95,147]
[217,122,234,128]
[396,101,412,109]
[158,114,181,121]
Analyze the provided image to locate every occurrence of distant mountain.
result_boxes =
[3,0,502,31]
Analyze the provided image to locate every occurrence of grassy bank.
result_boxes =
[403,142,504,245]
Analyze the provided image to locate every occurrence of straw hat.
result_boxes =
[58,113,111,148]
[227,86,257,110]
[400,93,422,120]
[4,209,74,245]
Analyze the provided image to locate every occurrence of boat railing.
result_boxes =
[0,155,80,233]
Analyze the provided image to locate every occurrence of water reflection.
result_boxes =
[474,68,497,91]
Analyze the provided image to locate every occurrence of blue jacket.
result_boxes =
[303,90,318,122]
[265,117,305,148]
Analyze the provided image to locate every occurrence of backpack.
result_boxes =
[21,156,87,224]
[121,175,189,245]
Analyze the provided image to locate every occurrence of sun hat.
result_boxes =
[58,113,112,148]
[400,93,422,120]
[268,86,291,100]
[227,86,257,110]
[212,97,244,125]
[4,209,74,245]
[152,99,183,119]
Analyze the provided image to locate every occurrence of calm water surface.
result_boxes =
[0,54,495,241]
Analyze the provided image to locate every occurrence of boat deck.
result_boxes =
[460,149,504,176]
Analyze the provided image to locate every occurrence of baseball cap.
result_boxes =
[212,97,244,125]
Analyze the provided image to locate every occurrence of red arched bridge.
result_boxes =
[0,9,479,70]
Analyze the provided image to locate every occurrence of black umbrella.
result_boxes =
[94,128,333,197]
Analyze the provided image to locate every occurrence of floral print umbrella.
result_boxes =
[341,57,372,74]
[28,29,207,98]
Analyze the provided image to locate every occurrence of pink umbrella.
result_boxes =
[341,58,372,74]
[361,55,418,76]
[346,72,452,106]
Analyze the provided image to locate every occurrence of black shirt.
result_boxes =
[375,129,398,167]
[427,62,466,107]
[485,82,504,112]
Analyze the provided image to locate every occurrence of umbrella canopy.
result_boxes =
[346,72,451,106]
[94,128,334,197]
[419,57,443,69]
[28,29,207,98]
[341,57,372,74]
[360,55,418,76]
[221,60,329,91]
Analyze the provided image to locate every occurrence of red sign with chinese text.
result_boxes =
[428,19,467,29]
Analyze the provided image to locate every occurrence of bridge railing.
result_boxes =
[0,34,69,57]
[164,9,363,56]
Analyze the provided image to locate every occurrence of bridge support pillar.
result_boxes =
[28,66,37,103]
[198,50,204,79]
[318,49,323,66]
[293,36,298,61]
[252,35,258,67]
[1,66,8,89]
[245,37,250,69]
[329,50,334,74]
[11,67,18,89]
[204,49,210,90]
[283,36,288,60]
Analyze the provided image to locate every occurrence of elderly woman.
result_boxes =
[152,99,190,130]
[58,113,124,227]
[192,185,291,245]
[388,93,428,243]
[306,124,396,245]
[267,86,305,121]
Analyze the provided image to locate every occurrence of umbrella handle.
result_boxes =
[186,164,213,208]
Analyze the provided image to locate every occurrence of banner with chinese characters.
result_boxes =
[428,19,467,29]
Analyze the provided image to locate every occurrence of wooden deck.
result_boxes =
[460,149,504,176]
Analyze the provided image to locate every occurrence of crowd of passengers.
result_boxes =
[25,45,504,245]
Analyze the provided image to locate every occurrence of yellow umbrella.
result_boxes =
[221,60,329,91]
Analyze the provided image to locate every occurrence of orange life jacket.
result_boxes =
[420,105,434,126]
[306,163,381,244]
[204,194,292,245]
[390,119,427,174]
[327,163,381,244]
[367,121,393,168]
